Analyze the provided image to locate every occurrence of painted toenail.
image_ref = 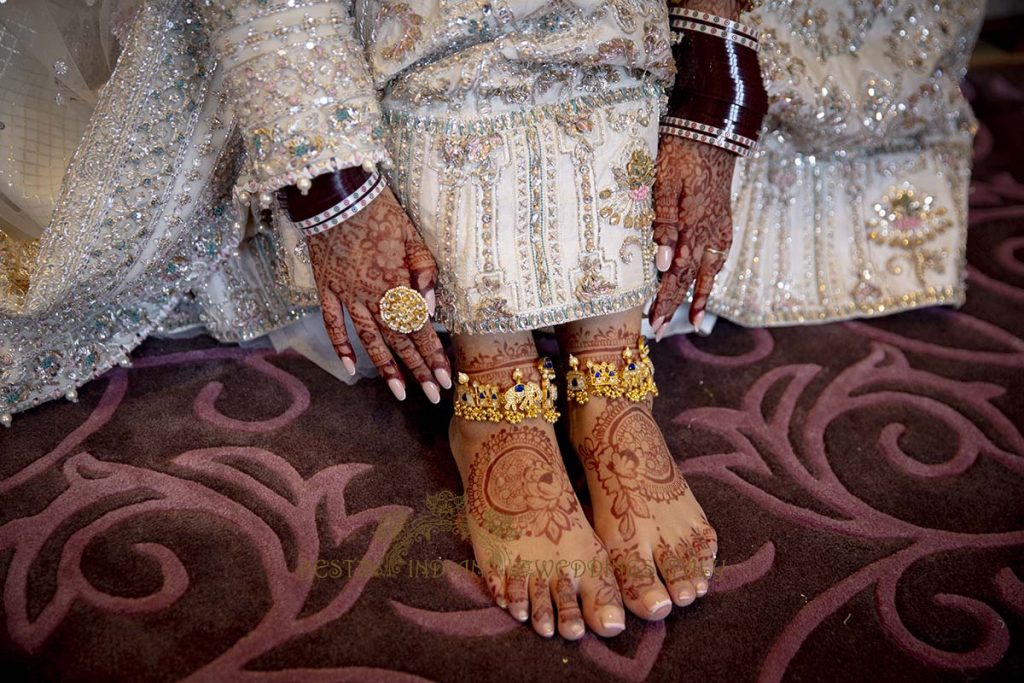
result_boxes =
[642,592,672,615]
[696,580,709,596]
[598,607,625,631]
[565,621,585,638]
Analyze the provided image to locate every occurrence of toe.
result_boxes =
[553,568,586,640]
[610,542,672,621]
[505,569,530,622]
[579,570,626,637]
[529,575,555,638]
[691,522,718,598]
[483,567,507,609]
[654,541,698,607]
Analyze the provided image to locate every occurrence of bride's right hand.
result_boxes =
[303,186,452,403]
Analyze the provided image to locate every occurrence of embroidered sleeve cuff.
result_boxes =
[292,172,386,237]
[199,0,390,201]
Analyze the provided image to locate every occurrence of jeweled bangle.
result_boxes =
[280,167,386,236]
[661,8,768,158]
[565,336,658,405]
[454,359,560,424]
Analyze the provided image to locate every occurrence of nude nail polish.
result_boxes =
[598,607,625,632]
[693,310,707,336]
[642,591,672,616]
[387,378,406,401]
[434,367,452,389]
[422,381,440,404]
[424,289,437,317]
[655,323,667,342]
[651,315,665,335]
[341,357,356,377]
[656,245,673,272]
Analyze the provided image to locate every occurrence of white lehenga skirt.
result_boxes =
[382,86,662,335]
[705,0,981,327]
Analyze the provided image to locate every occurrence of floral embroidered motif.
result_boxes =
[599,148,656,229]
[376,2,425,63]
[866,184,952,285]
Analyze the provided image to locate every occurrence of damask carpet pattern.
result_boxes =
[1,68,1023,683]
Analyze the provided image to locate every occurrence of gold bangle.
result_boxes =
[454,358,560,424]
[566,336,658,405]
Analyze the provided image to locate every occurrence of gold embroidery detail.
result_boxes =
[599,149,656,229]
[866,184,952,286]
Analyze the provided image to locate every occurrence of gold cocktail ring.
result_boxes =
[379,286,429,334]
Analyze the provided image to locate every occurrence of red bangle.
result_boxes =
[662,9,768,157]
[280,168,385,236]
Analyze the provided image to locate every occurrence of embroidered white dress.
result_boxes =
[708,0,983,326]
[0,0,671,420]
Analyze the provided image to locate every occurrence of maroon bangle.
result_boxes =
[279,168,385,236]
[662,11,768,156]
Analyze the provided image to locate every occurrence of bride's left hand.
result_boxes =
[649,135,735,338]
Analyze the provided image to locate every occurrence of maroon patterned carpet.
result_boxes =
[2,68,1023,683]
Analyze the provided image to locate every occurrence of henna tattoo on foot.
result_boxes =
[577,400,689,540]
[466,426,581,543]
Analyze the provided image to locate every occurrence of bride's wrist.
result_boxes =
[282,168,386,237]
[671,0,743,22]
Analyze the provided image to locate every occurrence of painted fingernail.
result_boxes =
[387,378,407,401]
[421,381,440,404]
[434,367,452,389]
[424,289,437,317]
[693,310,706,335]
[341,357,356,377]
[651,315,665,335]
[642,591,672,616]
[656,245,673,272]
[655,323,667,342]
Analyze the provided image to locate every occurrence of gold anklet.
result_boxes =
[454,358,560,424]
[566,336,658,404]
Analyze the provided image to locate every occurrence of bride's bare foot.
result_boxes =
[449,331,626,640]
[557,308,717,621]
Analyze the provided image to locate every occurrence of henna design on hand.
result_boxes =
[305,186,451,391]
[651,134,736,331]
[577,400,689,541]
[466,426,581,544]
